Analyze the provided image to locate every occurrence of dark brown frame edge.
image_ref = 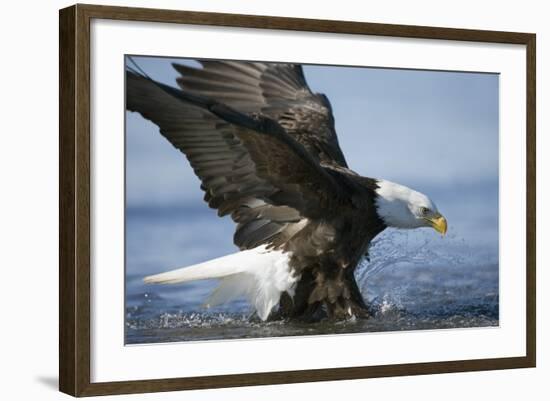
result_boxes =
[59,3,536,397]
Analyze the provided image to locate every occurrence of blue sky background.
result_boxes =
[125,56,499,277]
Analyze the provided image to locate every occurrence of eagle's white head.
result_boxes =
[374,179,447,234]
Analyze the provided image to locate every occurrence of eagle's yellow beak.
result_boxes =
[427,213,447,235]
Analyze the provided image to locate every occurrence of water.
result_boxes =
[125,181,499,344]
[126,260,498,344]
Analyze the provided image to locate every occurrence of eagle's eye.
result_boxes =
[420,206,430,216]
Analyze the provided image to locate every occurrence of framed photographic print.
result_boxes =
[59,4,536,397]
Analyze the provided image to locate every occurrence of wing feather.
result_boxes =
[126,69,345,250]
[174,60,348,167]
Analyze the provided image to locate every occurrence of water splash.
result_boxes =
[356,227,475,286]
[126,311,253,331]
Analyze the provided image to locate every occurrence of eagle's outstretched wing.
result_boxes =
[126,69,348,250]
[173,61,348,168]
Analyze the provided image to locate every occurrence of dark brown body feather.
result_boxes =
[126,60,386,320]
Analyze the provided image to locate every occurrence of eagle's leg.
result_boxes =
[278,270,326,322]
[331,272,371,319]
[277,268,370,321]
[320,269,368,319]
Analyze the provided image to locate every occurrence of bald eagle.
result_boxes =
[126,60,447,322]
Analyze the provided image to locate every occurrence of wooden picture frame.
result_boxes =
[59,3,536,397]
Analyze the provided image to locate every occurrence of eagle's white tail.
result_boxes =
[143,246,297,321]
